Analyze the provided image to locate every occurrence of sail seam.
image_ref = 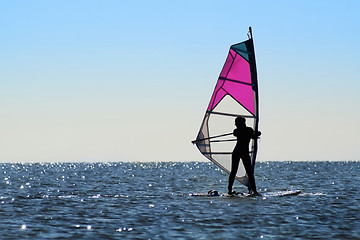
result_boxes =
[219,77,252,86]
[208,52,235,110]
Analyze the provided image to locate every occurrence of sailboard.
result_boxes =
[192,27,259,188]
[189,190,302,198]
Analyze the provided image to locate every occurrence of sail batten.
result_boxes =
[193,27,259,188]
[206,111,255,118]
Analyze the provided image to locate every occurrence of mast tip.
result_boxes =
[248,27,253,39]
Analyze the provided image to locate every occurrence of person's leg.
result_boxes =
[242,154,256,193]
[228,152,240,194]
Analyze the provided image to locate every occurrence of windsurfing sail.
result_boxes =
[192,27,259,187]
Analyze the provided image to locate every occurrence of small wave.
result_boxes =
[88,194,101,199]
[300,192,327,196]
[58,195,77,199]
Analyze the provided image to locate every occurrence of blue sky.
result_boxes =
[1,0,359,162]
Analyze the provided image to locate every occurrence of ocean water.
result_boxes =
[0,161,359,240]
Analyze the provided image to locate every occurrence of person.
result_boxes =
[228,117,261,195]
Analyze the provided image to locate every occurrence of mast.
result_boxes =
[248,26,259,170]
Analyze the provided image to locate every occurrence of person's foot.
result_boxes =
[228,191,239,195]
[247,189,261,196]
[251,191,262,196]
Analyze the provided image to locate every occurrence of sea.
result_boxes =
[0,161,359,240]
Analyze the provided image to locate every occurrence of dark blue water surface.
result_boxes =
[0,161,359,239]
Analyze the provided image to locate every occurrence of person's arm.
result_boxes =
[251,130,261,139]
[233,129,238,137]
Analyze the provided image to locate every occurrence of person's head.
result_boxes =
[235,117,246,128]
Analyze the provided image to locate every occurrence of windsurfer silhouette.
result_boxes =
[228,117,261,196]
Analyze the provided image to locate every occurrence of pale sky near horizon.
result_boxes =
[1,0,359,162]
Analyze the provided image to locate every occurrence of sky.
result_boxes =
[1,0,359,162]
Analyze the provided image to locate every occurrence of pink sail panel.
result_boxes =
[208,49,254,115]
